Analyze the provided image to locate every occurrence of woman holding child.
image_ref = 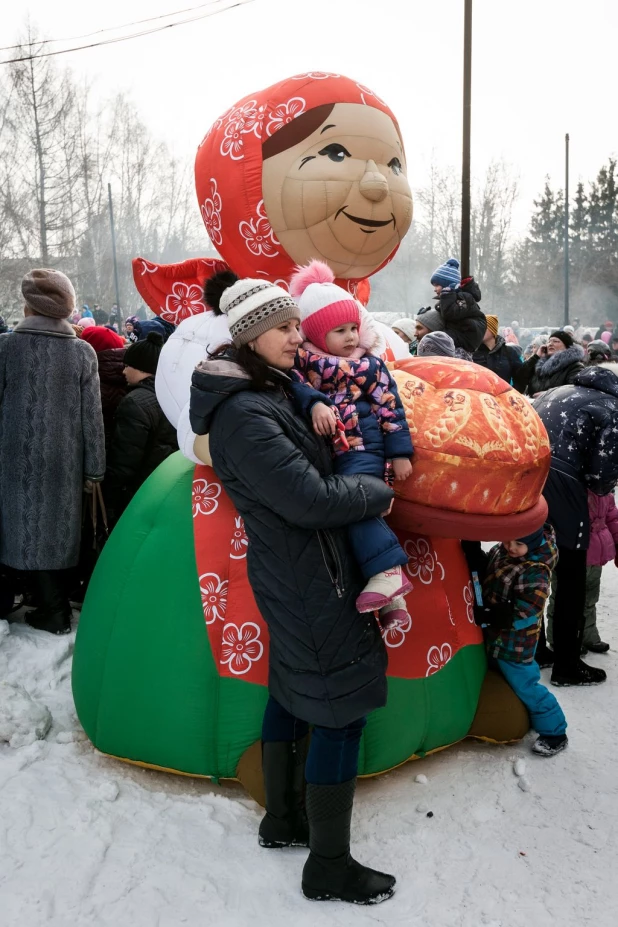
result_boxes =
[189,270,411,906]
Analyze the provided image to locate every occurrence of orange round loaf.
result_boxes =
[391,356,551,516]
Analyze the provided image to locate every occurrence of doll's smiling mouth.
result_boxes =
[335,207,396,234]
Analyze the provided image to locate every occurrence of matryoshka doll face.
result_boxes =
[262,102,412,279]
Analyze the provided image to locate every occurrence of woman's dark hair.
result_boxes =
[208,341,278,392]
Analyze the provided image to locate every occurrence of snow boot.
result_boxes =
[25,571,72,635]
[535,646,554,669]
[356,566,412,613]
[551,659,606,687]
[258,738,309,848]
[586,641,610,654]
[532,734,568,757]
[302,778,396,904]
[25,607,72,635]
[378,596,410,631]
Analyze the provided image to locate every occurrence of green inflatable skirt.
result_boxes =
[72,453,528,802]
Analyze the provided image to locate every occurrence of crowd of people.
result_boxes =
[1,257,618,905]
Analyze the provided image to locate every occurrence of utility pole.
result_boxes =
[564,133,570,326]
[461,0,473,277]
[107,183,122,329]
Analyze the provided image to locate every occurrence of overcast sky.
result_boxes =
[3,0,616,237]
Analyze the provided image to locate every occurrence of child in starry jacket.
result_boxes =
[475,524,568,757]
[288,260,414,628]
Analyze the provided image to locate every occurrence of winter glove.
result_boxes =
[474,600,515,629]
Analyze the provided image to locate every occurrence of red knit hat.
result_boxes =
[81,325,125,353]
[289,260,361,352]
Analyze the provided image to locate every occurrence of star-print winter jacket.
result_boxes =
[533,365,618,496]
[291,348,414,460]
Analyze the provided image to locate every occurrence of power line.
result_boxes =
[0,1,227,53]
[0,0,254,65]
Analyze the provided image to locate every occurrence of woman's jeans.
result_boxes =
[262,696,366,785]
[335,450,407,580]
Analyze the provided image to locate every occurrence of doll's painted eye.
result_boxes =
[318,143,351,163]
[388,157,402,175]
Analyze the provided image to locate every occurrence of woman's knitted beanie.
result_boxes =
[289,260,361,352]
[205,270,300,348]
[21,268,76,319]
[550,329,574,349]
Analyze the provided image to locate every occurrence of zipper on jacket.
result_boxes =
[317,529,344,598]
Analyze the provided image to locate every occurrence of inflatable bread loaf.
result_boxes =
[389,356,550,536]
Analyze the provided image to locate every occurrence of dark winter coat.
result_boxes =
[437,277,486,353]
[96,347,127,449]
[105,376,178,520]
[473,335,523,386]
[0,316,105,571]
[533,365,618,549]
[190,355,393,728]
[514,344,585,396]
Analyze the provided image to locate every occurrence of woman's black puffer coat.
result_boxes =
[514,344,585,396]
[190,356,393,729]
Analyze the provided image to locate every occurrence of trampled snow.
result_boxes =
[1,577,617,927]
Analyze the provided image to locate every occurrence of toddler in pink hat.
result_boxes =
[289,260,414,626]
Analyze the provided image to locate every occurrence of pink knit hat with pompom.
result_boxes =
[289,260,361,352]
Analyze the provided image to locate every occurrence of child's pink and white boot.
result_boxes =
[356,565,412,613]
[378,596,410,631]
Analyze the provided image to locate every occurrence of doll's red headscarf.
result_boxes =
[195,72,401,295]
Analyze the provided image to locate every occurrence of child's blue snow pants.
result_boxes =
[335,450,407,579]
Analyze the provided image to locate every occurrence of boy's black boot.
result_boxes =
[302,778,396,904]
[532,734,568,757]
[258,738,309,848]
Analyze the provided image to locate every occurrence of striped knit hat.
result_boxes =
[207,272,300,347]
[485,315,499,338]
[430,257,461,290]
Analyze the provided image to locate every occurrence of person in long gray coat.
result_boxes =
[0,269,105,634]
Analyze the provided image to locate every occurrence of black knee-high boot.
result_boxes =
[25,571,72,635]
[258,738,309,848]
[302,779,396,904]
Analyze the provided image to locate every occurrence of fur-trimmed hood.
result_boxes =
[535,343,585,379]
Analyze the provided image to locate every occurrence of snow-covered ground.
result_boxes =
[1,576,617,927]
